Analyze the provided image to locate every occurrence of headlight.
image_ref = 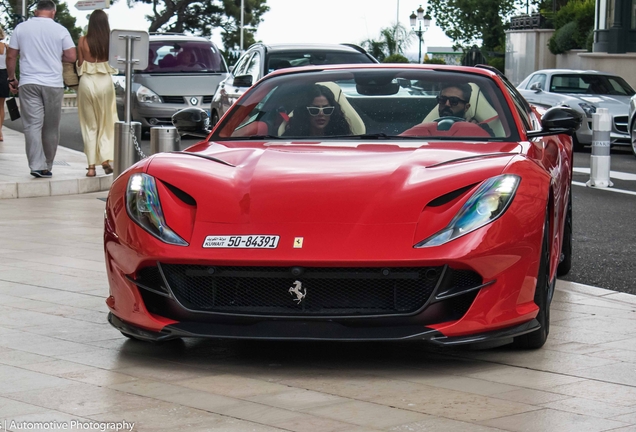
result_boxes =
[415,175,520,247]
[578,102,597,118]
[126,173,188,246]
[136,85,161,103]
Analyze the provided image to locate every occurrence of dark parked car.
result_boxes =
[209,43,378,126]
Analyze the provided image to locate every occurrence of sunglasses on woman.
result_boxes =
[307,106,335,116]
[436,95,468,107]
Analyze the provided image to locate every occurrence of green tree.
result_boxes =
[383,53,409,63]
[361,23,412,62]
[427,0,529,52]
[0,0,82,43]
[134,0,268,49]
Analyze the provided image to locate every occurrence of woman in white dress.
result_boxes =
[0,26,10,141]
[77,9,118,176]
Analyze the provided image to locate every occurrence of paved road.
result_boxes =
[5,114,636,294]
[565,147,636,294]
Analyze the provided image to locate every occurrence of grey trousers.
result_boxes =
[19,84,64,171]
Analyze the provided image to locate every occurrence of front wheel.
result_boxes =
[513,209,552,349]
[572,134,585,152]
[557,189,572,277]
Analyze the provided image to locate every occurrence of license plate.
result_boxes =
[203,235,279,249]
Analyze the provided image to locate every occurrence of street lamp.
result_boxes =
[410,5,431,63]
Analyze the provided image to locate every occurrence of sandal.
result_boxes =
[86,166,96,177]
[102,162,113,175]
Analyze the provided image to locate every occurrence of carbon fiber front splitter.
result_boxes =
[108,313,540,346]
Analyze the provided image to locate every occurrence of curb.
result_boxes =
[0,174,113,199]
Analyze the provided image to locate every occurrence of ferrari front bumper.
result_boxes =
[109,312,540,346]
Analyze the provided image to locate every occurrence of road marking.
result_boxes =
[573,167,636,181]
[572,181,636,196]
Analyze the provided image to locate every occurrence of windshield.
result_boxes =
[549,74,635,96]
[142,40,227,74]
[213,69,517,141]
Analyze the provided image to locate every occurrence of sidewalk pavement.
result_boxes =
[0,125,112,199]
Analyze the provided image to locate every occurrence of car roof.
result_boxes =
[247,43,369,54]
[265,63,502,79]
[149,34,215,44]
[532,69,621,77]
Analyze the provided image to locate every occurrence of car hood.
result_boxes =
[146,140,522,225]
[132,73,228,96]
[562,94,631,114]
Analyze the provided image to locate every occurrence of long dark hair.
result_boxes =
[283,84,352,137]
[86,10,110,61]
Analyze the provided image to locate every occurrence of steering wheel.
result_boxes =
[433,116,466,131]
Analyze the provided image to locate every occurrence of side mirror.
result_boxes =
[172,107,211,138]
[233,74,253,87]
[530,82,542,92]
[527,106,582,138]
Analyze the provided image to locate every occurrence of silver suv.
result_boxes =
[114,34,228,133]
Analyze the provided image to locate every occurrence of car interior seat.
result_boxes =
[269,59,292,71]
[159,54,177,68]
[277,81,366,136]
[421,83,505,137]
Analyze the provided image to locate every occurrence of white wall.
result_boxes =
[505,29,556,85]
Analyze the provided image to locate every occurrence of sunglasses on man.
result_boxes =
[306,106,335,116]
[436,95,468,107]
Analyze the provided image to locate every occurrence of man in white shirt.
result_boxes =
[6,0,76,178]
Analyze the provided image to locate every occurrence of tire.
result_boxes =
[513,209,552,349]
[211,110,220,127]
[572,134,585,152]
[631,119,636,158]
[557,189,572,277]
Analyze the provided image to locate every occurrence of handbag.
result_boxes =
[62,62,79,89]
[6,96,20,121]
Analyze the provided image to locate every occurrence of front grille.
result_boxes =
[162,96,185,104]
[614,115,628,134]
[202,95,213,104]
[159,264,445,316]
[135,267,169,294]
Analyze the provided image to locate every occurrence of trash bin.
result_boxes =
[150,126,180,155]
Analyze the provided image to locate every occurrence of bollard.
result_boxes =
[586,108,613,188]
[149,126,180,155]
[113,121,142,178]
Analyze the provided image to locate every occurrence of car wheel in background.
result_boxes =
[631,121,636,157]
[513,209,552,349]
[211,110,220,127]
[572,134,585,152]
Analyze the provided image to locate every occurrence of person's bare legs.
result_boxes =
[0,97,5,140]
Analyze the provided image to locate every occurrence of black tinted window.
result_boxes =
[144,41,227,73]
[267,51,373,74]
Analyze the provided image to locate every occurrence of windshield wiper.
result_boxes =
[354,133,391,139]
[243,135,281,140]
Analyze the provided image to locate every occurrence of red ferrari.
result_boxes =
[104,64,581,349]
